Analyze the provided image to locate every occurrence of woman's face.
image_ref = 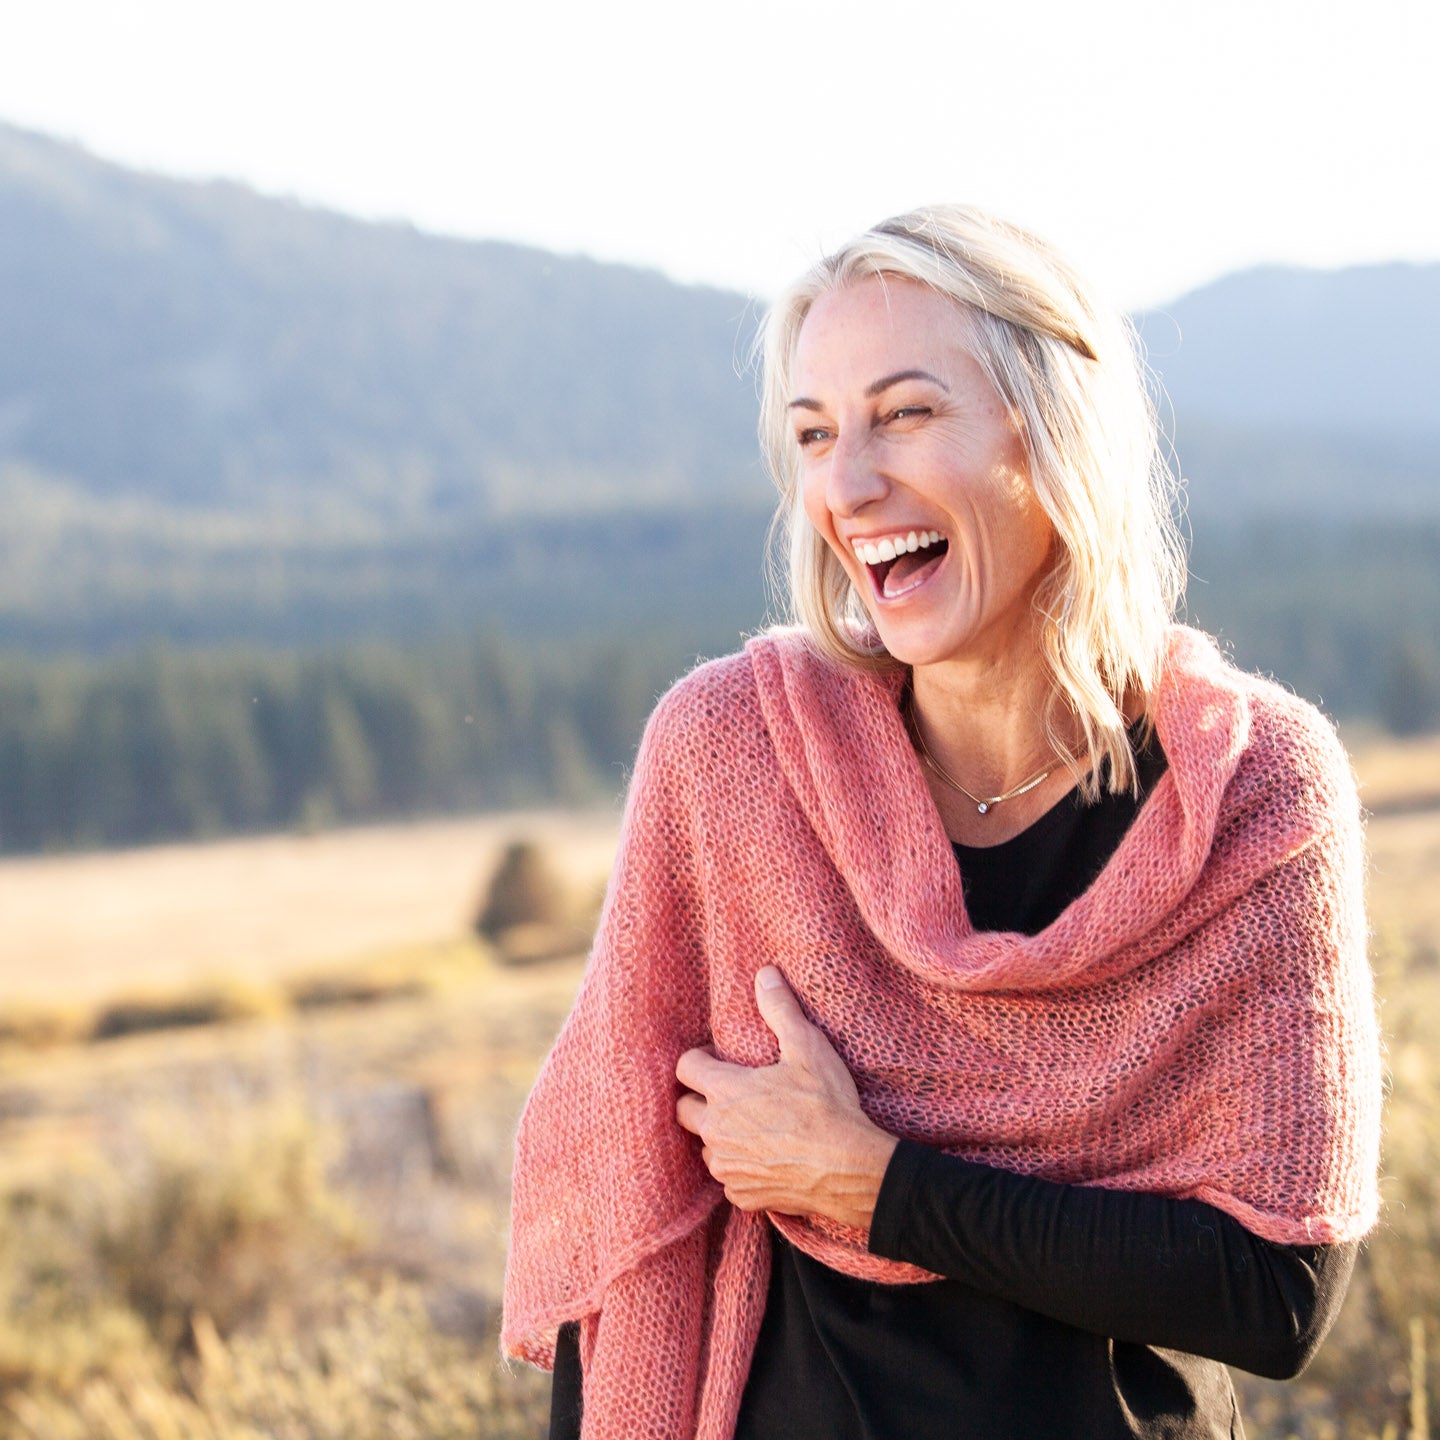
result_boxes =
[792,275,1055,674]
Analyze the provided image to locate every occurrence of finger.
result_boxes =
[754,966,817,1055]
[675,1091,706,1136]
[675,1045,734,1092]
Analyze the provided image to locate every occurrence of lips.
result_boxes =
[876,541,948,597]
[850,529,949,599]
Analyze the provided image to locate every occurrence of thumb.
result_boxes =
[754,966,814,1054]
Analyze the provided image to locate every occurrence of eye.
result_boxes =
[887,405,931,423]
[795,426,833,449]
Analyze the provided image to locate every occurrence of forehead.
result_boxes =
[792,275,975,388]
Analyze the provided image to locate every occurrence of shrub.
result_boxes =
[0,1183,158,1400]
[89,984,282,1043]
[89,1104,361,1355]
[3,1280,549,1440]
[475,841,566,941]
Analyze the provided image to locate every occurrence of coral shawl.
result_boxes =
[503,626,1382,1440]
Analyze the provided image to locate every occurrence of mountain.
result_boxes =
[1136,264,1440,522]
[0,122,768,529]
[1,120,1437,655]
[1136,263,1440,441]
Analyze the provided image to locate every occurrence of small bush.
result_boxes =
[0,1007,87,1051]
[3,1280,549,1440]
[89,985,282,1043]
[475,841,566,941]
[90,1104,362,1355]
[0,1185,159,1400]
[286,972,426,1011]
[487,920,592,967]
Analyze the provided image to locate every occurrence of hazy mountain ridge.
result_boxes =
[0,122,767,528]
[1,120,1437,664]
[1,124,1437,850]
[5,120,1438,533]
[1136,263,1440,441]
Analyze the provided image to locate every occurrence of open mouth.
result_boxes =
[854,530,949,599]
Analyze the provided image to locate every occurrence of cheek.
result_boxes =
[994,466,1054,566]
[799,468,829,535]
[1017,489,1057,567]
[800,473,851,564]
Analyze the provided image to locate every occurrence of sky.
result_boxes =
[2,0,1437,311]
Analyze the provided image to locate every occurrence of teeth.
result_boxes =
[853,530,942,564]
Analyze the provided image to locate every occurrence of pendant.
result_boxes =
[976,802,989,814]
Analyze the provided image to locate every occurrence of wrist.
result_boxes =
[836,1127,900,1231]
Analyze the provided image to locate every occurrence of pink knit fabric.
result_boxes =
[503,625,1382,1440]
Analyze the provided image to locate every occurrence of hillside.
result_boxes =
[1135,265,1440,522]
[0,122,767,529]
[4,120,1438,552]
[1136,263,1440,440]
[0,121,1436,757]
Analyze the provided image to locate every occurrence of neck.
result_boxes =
[909,649,1057,785]
[907,650,1079,845]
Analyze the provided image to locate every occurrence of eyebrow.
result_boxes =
[787,368,950,411]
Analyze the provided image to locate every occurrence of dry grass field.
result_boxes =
[0,810,619,1006]
[0,740,1437,1439]
[0,811,616,1439]
[1351,732,1440,818]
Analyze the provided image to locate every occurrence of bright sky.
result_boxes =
[2,0,1436,310]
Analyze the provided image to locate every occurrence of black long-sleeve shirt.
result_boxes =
[550,732,1357,1438]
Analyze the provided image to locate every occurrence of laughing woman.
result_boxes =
[503,206,1382,1440]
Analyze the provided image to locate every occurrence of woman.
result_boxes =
[503,205,1382,1439]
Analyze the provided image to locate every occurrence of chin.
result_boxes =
[868,622,961,671]
[872,611,1033,675]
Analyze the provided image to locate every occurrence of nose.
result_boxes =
[826,429,888,517]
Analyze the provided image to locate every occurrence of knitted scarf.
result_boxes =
[503,626,1381,1440]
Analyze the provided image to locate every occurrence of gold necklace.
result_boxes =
[906,694,1062,816]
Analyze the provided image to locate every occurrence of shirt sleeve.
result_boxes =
[868,1139,1357,1380]
[550,1321,583,1440]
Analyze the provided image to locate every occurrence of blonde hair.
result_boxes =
[756,204,1186,798]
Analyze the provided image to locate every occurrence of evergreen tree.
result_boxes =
[1381,637,1440,737]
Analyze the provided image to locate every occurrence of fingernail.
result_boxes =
[758,966,784,990]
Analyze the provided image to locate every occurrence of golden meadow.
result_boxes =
[2,741,1439,1439]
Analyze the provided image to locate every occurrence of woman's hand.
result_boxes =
[675,966,899,1230]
